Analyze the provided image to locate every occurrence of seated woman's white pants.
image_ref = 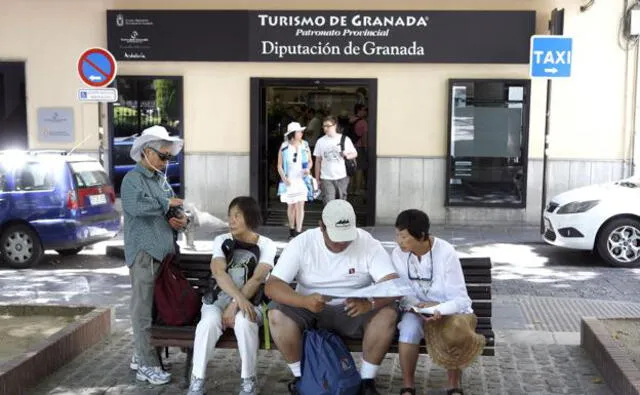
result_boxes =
[191,303,262,379]
[397,312,425,345]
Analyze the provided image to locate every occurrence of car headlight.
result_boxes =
[557,200,600,214]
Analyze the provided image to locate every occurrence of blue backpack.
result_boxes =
[298,329,362,395]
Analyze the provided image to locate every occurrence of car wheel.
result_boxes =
[0,224,43,269]
[56,247,83,256]
[596,218,640,268]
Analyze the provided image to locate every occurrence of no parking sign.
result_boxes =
[77,47,117,87]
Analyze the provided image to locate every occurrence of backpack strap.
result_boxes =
[280,145,289,176]
[340,134,346,152]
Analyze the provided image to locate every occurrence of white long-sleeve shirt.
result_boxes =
[391,238,472,315]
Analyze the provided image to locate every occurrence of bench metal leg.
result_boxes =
[156,347,164,371]
[185,348,194,384]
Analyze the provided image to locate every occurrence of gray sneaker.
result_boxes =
[136,365,170,385]
[239,376,257,395]
[187,375,206,395]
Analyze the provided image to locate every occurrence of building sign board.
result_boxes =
[37,107,74,143]
[107,10,536,63]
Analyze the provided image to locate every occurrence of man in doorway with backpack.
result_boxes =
[121,126,186,386]
[314,115,358,205]
[265,200,400,395]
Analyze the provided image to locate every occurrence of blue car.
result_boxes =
[0,151,121,268]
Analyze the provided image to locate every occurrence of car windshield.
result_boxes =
[615,177,640,188]
[70,161,110,188]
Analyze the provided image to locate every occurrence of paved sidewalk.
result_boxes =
[30,330,611,395]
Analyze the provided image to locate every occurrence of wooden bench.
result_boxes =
[150,254,495,382]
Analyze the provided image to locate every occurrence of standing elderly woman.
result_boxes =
[391,209,485,395]
[122,125,187,385]
[277,121,313,238]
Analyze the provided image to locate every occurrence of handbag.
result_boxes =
[277,181,287,196]
[340,134,357,177]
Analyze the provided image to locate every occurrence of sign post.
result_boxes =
[530,9,571,234]
[77,47,118,167]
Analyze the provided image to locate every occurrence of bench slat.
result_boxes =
[467,285,491,300]
[459,257,492,269]
[185,281,491,301]
[151,326,495,352]
[463,273,492,284]
[179,271,491,284]
[177,256,491,268]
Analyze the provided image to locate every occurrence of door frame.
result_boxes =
[250,77,378,226]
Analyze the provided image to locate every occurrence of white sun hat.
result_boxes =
[129,125,184,162]
[284,122,306,137]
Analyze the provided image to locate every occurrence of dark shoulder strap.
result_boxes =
[221,238,261,278]
[340,134,346,150]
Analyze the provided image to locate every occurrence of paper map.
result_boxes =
[321,278,414,299]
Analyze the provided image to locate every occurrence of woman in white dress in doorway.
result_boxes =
[277,122,313,239]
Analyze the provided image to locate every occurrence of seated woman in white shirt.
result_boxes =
[187,196,277,395]
[391,209,485,395]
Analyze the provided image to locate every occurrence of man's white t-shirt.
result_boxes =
[270,228,397,305]
[313,133,357,180]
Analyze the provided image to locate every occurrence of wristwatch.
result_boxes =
[368,297,376,311]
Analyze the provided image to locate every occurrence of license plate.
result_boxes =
[89,194,107,206]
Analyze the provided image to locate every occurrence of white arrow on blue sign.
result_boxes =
[530,35,573,78]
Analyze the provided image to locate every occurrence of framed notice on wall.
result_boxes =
[107,10,536,63]
[37,107,74,143]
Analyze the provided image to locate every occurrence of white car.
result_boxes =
[543,177,640,267]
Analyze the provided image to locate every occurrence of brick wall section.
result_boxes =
[581,317,640,395]
[0,306,111,395]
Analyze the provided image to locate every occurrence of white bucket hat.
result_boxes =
[284,122,306,137]
[130,125,184,162]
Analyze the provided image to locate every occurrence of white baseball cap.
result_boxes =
[322,200,357,242]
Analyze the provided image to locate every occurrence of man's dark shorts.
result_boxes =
[269,301,398,339]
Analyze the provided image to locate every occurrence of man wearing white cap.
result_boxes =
[265,200,400,395]
[121,125,186,385]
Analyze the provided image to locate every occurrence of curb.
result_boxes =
[581,317,640,395]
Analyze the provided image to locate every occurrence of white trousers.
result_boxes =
[398,312,425,345]
[191,303,262,379]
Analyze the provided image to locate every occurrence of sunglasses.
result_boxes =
[293,152,298,163]
[149,147,173,161]
[407,250,433,281]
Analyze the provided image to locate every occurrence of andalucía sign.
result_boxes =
[107,10,536,63]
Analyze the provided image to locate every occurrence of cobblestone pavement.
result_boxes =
[29,331,612,395]
[2,235,637,394]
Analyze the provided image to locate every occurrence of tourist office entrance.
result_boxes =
[107,9,536,226]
